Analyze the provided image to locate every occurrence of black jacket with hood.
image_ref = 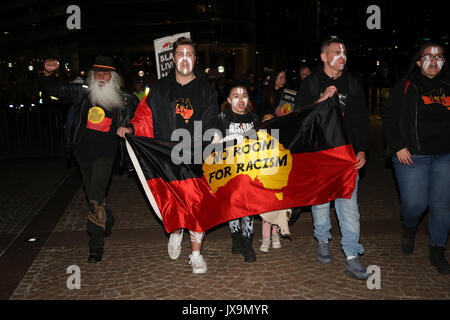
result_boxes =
[383,72,450,156]
[294,66,369,155]
[130,65,221,140]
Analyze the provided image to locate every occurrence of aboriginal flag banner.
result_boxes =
[125,97,357,233]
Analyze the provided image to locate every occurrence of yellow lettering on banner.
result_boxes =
[203,131,292,199]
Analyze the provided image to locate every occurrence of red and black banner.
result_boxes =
[126,97,357,233]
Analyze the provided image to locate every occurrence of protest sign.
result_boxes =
[154,32,191,79]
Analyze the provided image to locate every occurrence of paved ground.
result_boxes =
[0,158,70,257]
[1,117,449,304]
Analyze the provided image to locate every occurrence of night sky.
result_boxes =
[0,0,448,95]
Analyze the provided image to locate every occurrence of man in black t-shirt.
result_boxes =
[118,38,221,274]
[43,56,138,263]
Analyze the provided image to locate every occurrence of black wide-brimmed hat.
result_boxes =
[91,55,116,71]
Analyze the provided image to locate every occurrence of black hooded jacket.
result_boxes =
[294,66,369,155]
[130,65,221,140]
[383,72,450,156]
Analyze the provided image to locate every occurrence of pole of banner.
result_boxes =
[125,137,163,221]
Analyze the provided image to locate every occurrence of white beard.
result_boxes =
[88,77,123,110]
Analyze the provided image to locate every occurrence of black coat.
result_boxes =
[133,66,221,140]
[383,74,450,156]
[294,67,369,155]
[40,74,138,165]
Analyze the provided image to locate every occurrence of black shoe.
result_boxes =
[345,257,370,280]
[288,207,302,226]
[401,225,417,255]
[430,246,450,274]
[242,237,256,263]
[88,248,104,263]
[231,232,244,254]
[104,209,115,238]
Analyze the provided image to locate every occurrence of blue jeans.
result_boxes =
[393,153,450,247]
[312,173,364,257]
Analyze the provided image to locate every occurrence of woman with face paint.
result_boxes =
[218,86,259,262]
[383,42,450,274]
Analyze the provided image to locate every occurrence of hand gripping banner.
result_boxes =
[125,97,357,233]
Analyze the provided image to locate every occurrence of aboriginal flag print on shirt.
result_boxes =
[125,97,358,234]
[173,79,204,133]
[75,104,118,161]
[86,106,113,132]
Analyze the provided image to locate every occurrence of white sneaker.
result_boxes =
[189,254,207,274]
[168,230,183,260]
[272,234,281,249]
[259,238,270,253]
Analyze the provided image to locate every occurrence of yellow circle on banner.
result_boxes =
[282,103,291,114]
[88,107,105,124]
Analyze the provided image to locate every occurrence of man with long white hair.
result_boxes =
[41,56,138,263]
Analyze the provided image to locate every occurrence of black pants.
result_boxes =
[77,155,115,249]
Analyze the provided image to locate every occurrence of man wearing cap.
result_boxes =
[41,56,138,263]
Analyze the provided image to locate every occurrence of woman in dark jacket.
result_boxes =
[259,69,287,118]
[383,42,450,274]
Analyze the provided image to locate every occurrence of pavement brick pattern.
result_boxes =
[0,159,69,235]
[8,118,450,300]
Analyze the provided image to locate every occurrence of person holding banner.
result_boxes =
[117,37,221,274]
[219,85,260,262]
[295,37,371,280]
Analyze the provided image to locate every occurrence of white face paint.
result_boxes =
[177,47,193,75]
[231,97,239,108]
[330,44,347,67]
[231,97,249,108]
[231,87,249,111]
[422,57,431,72]
[432,46,444,70]
[422,46,444,73]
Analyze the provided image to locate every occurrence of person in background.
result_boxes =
[259,69,287,119]
[257,113,284,253]
[133,78,146,101]
[300,65,312,81]
[383,41,450,274]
